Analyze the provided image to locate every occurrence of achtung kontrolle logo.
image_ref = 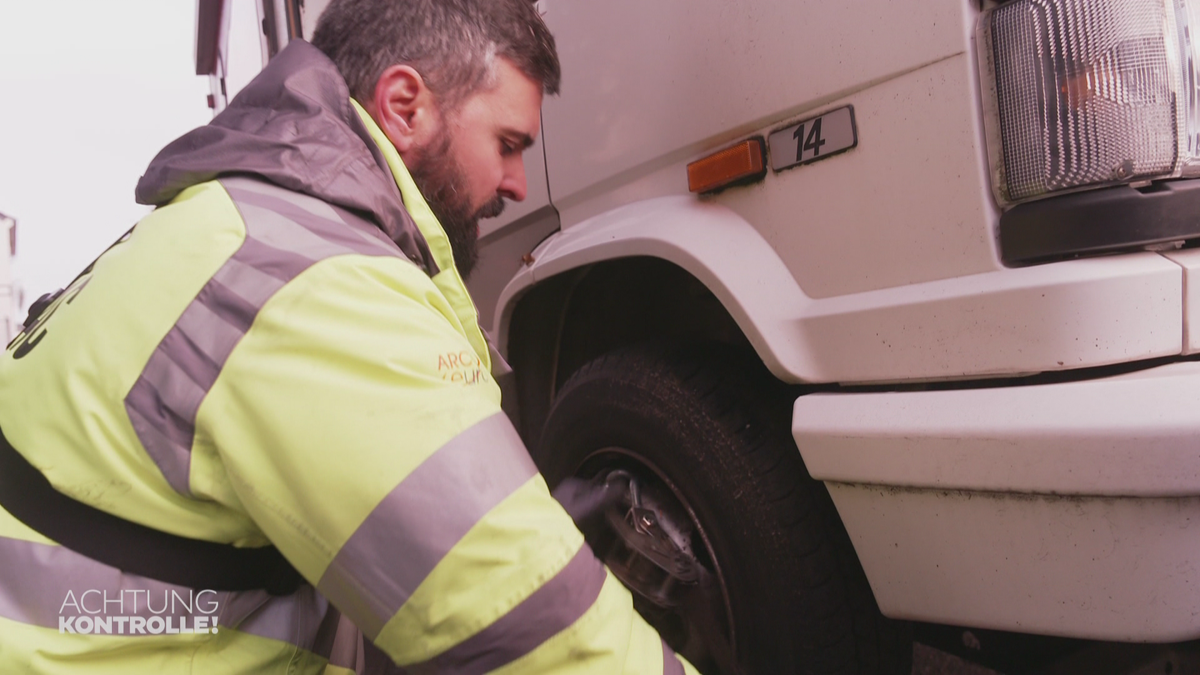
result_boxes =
[58,589,220,635]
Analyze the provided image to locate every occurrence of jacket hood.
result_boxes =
[136,41,435,273]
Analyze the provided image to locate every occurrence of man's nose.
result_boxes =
[499,157,528,202]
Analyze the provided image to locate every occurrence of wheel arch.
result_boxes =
[492,196,812,442]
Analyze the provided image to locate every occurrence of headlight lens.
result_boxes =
[980,0,1200,205]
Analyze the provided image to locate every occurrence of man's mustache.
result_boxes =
[476,197,506,220]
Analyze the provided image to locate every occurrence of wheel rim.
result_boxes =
[573,447,738,674]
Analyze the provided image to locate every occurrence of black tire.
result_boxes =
[535,343,912,675]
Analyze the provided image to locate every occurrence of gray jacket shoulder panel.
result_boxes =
[135,41,437,277]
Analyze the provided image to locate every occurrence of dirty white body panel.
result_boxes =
[827,487,1200,641]
[540,0,1000,297]
[793,362,1200,639]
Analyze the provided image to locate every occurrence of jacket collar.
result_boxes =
[135,40,437,275]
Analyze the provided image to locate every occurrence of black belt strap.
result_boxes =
[0,427,304,595]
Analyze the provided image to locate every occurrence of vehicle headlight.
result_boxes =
[979,0,1200,205]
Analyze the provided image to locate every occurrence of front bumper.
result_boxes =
[793,360,1200,641]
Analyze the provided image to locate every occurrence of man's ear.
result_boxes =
[369,65,439,154]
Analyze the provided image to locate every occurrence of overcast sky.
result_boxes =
[0,1,214,308]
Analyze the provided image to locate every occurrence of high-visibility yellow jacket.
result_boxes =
[0,40,696,675]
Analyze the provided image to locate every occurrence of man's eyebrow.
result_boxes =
[504,130,535,149]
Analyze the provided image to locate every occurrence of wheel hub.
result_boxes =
[603,470,706,599]
[576,464,737,674]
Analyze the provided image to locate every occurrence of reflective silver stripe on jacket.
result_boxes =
[124,177,404,495]
[0,534,332,652]
[317,412,540,641]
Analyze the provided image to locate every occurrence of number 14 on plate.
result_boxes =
[767,106,857,172]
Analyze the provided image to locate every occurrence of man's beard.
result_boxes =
[407,133,505,280]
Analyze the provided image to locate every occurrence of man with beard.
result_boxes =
[0,0,698,673]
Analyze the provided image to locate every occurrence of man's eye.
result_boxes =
[500,141,517,156]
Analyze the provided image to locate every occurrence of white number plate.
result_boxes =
[767,106,857,172]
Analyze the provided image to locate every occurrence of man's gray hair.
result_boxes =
[311,0,560,110]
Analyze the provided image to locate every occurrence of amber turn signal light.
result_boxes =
[687,138,766,194]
